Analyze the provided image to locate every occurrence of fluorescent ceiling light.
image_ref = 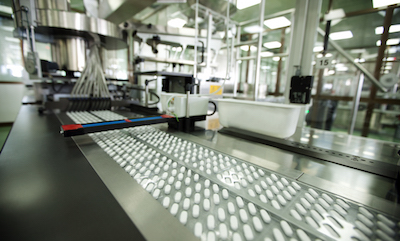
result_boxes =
[237,0,261,10]
[261,66,271,70]
[240,45,257,51]
[376,38,400,46]
[264,16,291,29]
[5,37,20,43]
[263,41,282,49]
[330,30,353,40]
[325,53,333,57]
[167,18,187,28]
[260,51,274,57]
[272,57,280,61]
[372,0,400,8]
[324,9,346,21]
[313,46,324,52]
[375,24,400,34]
[243,25,263,34]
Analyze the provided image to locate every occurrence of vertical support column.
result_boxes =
[362,6,394,137]
[234,26,241,96]
[206,12,212,73]
[348,72,364,135]
[253,0,266,100]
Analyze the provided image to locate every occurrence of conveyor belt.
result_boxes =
[68,111,400,241]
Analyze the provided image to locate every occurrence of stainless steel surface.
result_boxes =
[317,27,388,93]
[51,37,87,72]
[253,0,265,101]
[348,73,364,135]
[36,0,70,10]
[98,0,157,25]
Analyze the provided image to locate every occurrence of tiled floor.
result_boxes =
[0,124,12,152]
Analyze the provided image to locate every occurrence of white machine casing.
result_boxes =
[161,93,209,118]
[217,99,302,138]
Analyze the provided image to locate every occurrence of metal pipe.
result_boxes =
[190,3,239,25]
[234,25,241,96]
[206,13,212,69]
[253,0,265,100]
[238,53,289,61]
[225,0,231,84]
[317,28,388,92]
[348,72,364,135]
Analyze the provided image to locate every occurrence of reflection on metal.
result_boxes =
[317,28,388,93]
[348,72,364,135]
[36,0,70,11]
[51,37,87,72]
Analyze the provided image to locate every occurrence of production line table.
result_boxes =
[1,105,400,241]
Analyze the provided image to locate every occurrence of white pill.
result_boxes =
[266,177,273,185]
[207,215,215,230]
[219,223,228,240]
[207,232,216,241]
[162,197,170,208]
[288,186,297,195]
[248,189,256,197]
[185,187,192,197]
[260,209,271,223]
[296,229,311,241]
[282,191,292,201]
[174,192,182,203]
[164,185,171,194]
[280,220,293,237]
[253,216,263,232]
[167,176,174,184]
[175,181,181,190]
[310,210,323,223]
[376,230,395,241]
[195,183,201,192]
[183,198,190,210]
[271,174,278,181]
[222,189,229,199]
[318,198,330,209]
[228,202,236,214]
[305,193,315,203]
[205,179,210,187]
[255,185,262,194]
[184,177,191,185]
[277,181,284,190]
[260,181,268,189]
[192,204,200,218]
[356,220,373,236]
[321,193,333,203]
[243,224,254,240]
[236,196,245,208]
[213,184,219,193]
[377,214,396,228]
[305,216,319,229]
[152,189,161,199]
[258,169,265,176]
[266,190,274,199]
[259,194,267,203]
[377,221,395,236]
[296,203,307,215]
[146,182,155,192]
[241,179,248,187]
[194,222,202,237]
[194,174,199,182]
[300,198,311,209]
[315,204,326,216]
[218,208,226,222]
[179,211,188,224]
[248,203,257,215]
[194,193,201,204]
[204,188,211,198]
[281,178,289,186]
[358,207,373,219]
[272,186,280,194]
[273,228,285,241]
[232,233,242,241]
[213,193,220,205]
[272,200,281,210]
[170,203,179,216]
[230,216,239,230]
[336,199,350,209]
[253,172,259,180]
[292,182,301,190]
[334,204,347,216]
[290,209,302,221]
[203,199,211,211]
[240,209,249,223]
